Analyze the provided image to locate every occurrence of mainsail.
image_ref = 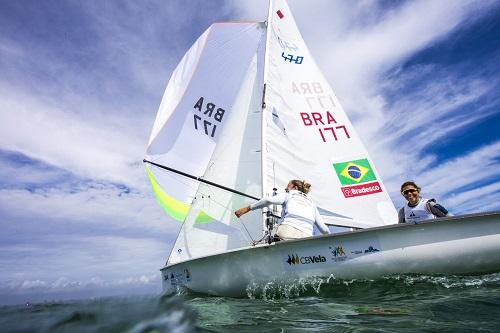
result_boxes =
[145,0,397,266]
[263,0,397,227]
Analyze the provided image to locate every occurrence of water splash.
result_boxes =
[384,272,500,288]
[243,272,500,300]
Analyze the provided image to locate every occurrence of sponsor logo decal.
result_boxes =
[333,159,376,185]
[333,159,382,198]
[286,253,326,265]
[364,246,379,253]
[349,246,381,255]
[281,52,304,64]
[273,29,299,52]
[168,268,192,286]
[331,246,345,257]
[341,181,382,198]
[184,268,191,280]
[329,245,347,262]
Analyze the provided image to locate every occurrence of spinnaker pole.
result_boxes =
[143,159,260,201]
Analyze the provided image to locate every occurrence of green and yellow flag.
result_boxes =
[333,158,377,185]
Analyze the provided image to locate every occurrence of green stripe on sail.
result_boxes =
[145,165,214,224]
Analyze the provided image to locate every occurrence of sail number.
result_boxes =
[193,97,225,137]
[292,81,351,143]
[300,111,351,142]
[281,52,304,64]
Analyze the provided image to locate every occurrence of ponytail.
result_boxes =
[290,179,311,194]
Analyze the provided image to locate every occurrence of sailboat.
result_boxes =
[144,0,500,297]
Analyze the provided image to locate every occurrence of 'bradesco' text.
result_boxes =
[193,97,225,137]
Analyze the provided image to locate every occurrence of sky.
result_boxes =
[0,0,499,305]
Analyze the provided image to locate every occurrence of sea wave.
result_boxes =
[240,272,500,300]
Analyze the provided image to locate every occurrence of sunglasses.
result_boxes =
[402,189,418,195]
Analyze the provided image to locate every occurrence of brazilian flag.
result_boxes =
[333,158,377,185]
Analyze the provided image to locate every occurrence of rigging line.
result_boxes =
[144,159,260,201]
[145,160,261,243]
[272,161,276,189]
[237,216,256,243]
[193,189,257,243]
[186,182,259,243]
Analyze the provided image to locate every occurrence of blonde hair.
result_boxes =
[290,179,311,194]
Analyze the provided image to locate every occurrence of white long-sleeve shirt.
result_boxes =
[249,190,330,236]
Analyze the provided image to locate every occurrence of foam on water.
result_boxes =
[2,273,500,332]
[242,272,500,300]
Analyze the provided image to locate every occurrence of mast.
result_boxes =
[260,0,274,235]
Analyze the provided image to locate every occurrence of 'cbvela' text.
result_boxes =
[286,254,327,265]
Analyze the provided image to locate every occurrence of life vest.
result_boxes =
[404,198,435,223]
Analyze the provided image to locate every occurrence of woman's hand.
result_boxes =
[235,206,251,218]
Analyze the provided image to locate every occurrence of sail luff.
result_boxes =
[257,0,275,236]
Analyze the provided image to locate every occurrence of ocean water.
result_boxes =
[2,273,500,333]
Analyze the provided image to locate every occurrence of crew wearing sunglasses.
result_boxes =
[398,181,450,223]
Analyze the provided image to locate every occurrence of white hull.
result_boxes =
[161,212,500,297]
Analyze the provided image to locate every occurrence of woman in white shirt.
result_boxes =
[398,181,450,223]
[234,180,330,240]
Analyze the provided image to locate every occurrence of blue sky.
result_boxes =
[0,0,499,305]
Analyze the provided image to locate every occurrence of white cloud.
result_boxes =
[0,85,147,189]
[305,0,499,95]
[0,234,168,289]
[19,280,47,290]
[8,273,160,293]
[445,182,500,214]
[0,155,65,186]
[417,141,500,200]
[0,182,172,235]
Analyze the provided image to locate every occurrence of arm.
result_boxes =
[426,199,450,217]
[398,207,405,223]
[250,193,287,210]
[314,207,330,234]
[234,193,287,218]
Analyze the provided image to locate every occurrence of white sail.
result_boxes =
[145,22,265,226]
[169,37,267,264]
[263,0,397,226]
